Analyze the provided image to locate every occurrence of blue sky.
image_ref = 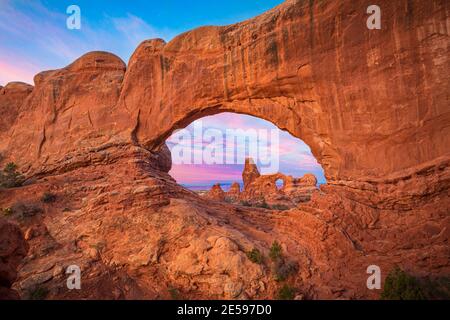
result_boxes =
[0,0,326,188]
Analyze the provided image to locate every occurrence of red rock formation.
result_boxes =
[233,158,318,206]
[208,158,318,207]
[0,82,33,138]
[0,218,28,300]
[0,0,448,300]
[206,183,226,201]
[226,182,241,202]
[284,174,318,203]
[242,158,260,190]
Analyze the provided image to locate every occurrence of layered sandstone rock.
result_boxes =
[0,82,33,138]
[0,0,448,201]
[242,159,261,190]
[217,158,319,207]
[284,174,318,203]
[206,183,226,202]
[0,0,448,300]
[226,182,241,202]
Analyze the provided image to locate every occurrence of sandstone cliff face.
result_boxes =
[0,82,33,140]
[0,52,127,177]
[0,0,448,300]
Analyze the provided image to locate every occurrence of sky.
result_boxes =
[167,113,326,189]
[0,0,325,188]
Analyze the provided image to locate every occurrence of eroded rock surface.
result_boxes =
[0,0,448,299]
[0,218,28,299]
[206,183,226,202]
[207,158,319,208]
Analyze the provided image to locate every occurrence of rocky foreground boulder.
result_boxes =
[0,218,28,300]
[0,0,448,299]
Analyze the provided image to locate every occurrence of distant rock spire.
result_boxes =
[242,158,260,190]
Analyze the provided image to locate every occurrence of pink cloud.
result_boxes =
[170,164,243,184]
[0,59,39,85]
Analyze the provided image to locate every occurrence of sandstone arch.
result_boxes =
[116,0,449,192]
[1,0,448,206]
[0,0,448,300]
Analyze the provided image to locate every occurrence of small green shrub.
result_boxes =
[41,192,57,203]
[29,286,49,300]
[11,201,43,219]
[271,204,290,211]
[269,241,283,261]
[168,287,181,300]
[277,284,296,300]
[240,201,252,207]
[90,241,106,252]
[246,248,264,264]
[257,200,270,209]
[0,162,24,188]
[223,197,234,204]
[420,276,450,300]
[381,267,425,300]
[273,260,298,282]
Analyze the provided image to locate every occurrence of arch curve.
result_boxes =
[0,0,447,206]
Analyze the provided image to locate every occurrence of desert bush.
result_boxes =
[240,200,252,207]
[29,286,49,300]
[223,197,234,204]
[277,284,296,300]
[419,276,450,300]
[257,200,270,209]
[246,248,264,264]
[11,201,43,219]
[381,267,425,300]
[381,267,450,300]
[269,241,283,261]
[168,287,181,300]
[90,241,106,252]
[271,204,290,211]
[41,192,57,203]
[0,162,24,188]
[273,260,298,282]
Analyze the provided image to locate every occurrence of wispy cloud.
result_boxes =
[0,0,177,85]
[169,113,326,186]
[109,13,176,48]
[0,59,40,85]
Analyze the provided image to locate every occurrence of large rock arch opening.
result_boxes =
[1,0,447,204]
[113,0,448,209]
[165,111,325,207]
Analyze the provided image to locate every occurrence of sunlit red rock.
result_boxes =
[0,0,448,300]
[206,183,226,201]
